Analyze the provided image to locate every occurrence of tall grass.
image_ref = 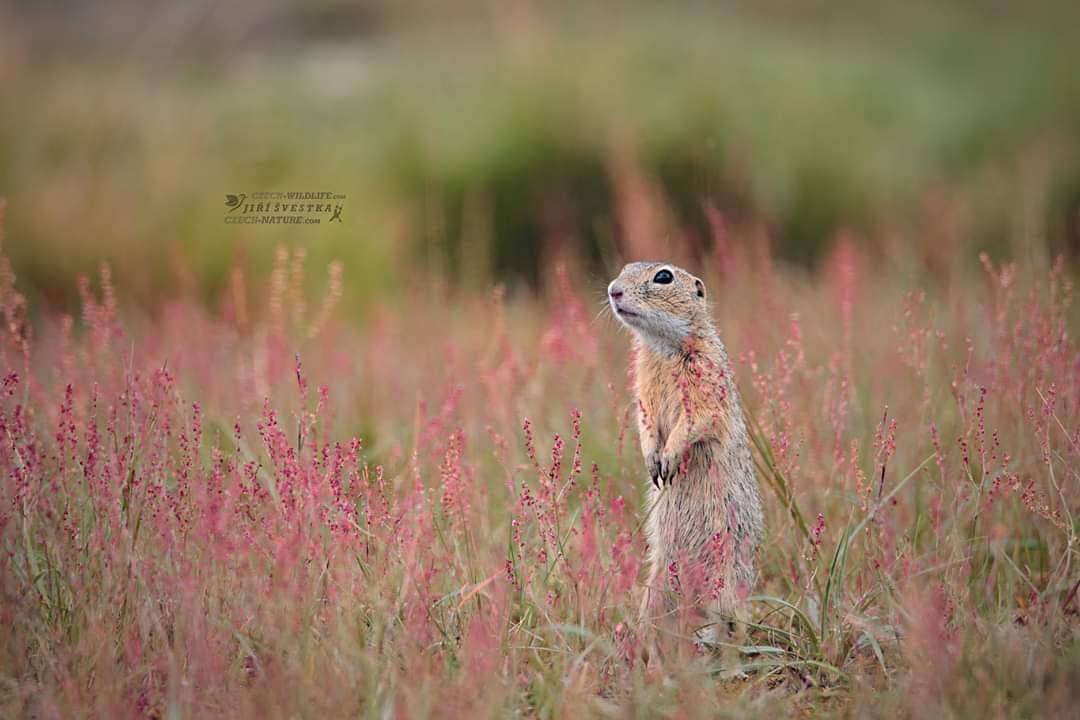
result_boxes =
[0,212,1077,716]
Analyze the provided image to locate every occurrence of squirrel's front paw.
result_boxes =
[659,452,680,485]
[645,450,662,488]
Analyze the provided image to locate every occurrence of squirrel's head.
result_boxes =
[608,261,709,356]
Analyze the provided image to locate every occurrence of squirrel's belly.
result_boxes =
[647,458,729,564]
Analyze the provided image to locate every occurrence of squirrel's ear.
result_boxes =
[694,278,706,300]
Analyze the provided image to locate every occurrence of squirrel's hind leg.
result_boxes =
[638,560,676,667]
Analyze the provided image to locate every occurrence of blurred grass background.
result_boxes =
[2,0,1079,311]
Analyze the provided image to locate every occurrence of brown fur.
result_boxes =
[608,261,764,648]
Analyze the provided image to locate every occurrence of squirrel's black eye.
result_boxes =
[652,269,674,284]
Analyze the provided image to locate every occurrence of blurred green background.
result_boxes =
[2,0,1079,310]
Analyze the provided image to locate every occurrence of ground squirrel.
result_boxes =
[608,261,763,645]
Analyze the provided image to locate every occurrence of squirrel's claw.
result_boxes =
[648,450,678,487]
[646,450,662,488]
[659,453,678,485]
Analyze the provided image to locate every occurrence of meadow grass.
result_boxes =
[0,224,1077,717]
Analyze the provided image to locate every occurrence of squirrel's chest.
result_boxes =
[647,394,683,440]
[636,369,693,439]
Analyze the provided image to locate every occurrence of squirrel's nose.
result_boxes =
[608,283,624,300]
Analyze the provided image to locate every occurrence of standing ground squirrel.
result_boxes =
[608,261,763,644]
